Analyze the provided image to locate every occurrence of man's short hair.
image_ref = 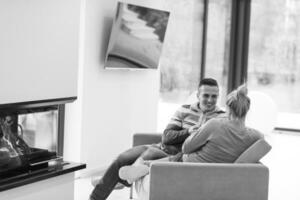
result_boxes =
[198,78,218,88]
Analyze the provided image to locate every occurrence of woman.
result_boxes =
[119,84,264,183]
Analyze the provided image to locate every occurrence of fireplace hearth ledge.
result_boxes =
[0,161,86,192]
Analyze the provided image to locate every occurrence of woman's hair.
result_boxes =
[226,84,250,118]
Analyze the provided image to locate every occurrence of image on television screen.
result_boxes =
[104,2,170,69]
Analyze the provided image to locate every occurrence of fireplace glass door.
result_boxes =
[0,106,59,177]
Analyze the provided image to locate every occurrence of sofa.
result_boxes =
[133,133,272,200]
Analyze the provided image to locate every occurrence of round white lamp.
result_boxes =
[246,91,278,134]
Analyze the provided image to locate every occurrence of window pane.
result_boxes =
[205,0,232,107]
[248,0,300,129]
[158,0,205,131]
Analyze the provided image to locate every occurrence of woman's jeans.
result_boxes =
[90,144,168,200]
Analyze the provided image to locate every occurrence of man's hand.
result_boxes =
[188,125,200,134]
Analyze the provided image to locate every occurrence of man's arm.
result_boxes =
[161,105,225,146]
[161,105,196,145]
[162,124,190,145]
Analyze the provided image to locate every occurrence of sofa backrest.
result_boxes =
[235,139,272,163]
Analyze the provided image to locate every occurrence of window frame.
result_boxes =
[200,0,209,80]
[57,104,65,157]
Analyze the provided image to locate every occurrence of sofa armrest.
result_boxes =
[149,162,269,200]
[133,133,162,146]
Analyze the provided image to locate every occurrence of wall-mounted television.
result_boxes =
[104,2,170,69]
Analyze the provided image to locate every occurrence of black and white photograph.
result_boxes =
[0,0,300,200]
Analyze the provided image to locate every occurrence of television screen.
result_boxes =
[104,2,170,69]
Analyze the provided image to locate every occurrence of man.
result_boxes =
[89,78,225,200]
[160,78,226,155]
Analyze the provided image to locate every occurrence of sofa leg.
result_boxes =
[129,186,133,199]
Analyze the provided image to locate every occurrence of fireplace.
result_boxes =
[0,98,75,179]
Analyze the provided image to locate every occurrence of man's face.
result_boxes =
[197,85,219,112]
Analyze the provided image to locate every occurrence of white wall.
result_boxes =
[0,0,80,104]
[64,0,164,173]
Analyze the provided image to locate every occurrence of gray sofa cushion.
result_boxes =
[235,139,271,163]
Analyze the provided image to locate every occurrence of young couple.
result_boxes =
[90,78,263,200]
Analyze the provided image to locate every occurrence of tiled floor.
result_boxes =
[75,177,135,200]
[75,132,300,200]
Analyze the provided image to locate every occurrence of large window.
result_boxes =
[158,0,232,131]
[205,0,232,107]
[160,0,204,103]
[158,0,300,131]
[158,0,205,131]
[248,0,300,129]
